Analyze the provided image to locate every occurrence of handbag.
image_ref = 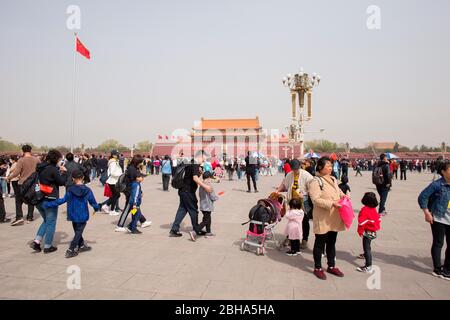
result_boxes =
[104,184,113,197]
[337,197,354,229]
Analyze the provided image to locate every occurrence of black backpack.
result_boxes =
[171,163,187,189]
[116,172,129,193]
[21,172,44,205]
[372,166,384,185]
[248,204,271,234]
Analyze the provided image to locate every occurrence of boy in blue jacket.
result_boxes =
[44,170,100,258]
[128,172,145,235]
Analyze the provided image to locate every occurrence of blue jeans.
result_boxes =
[171,191,200,233]
[128,208,141,232]
[376,185,389,213]
[70,222,87,250]
[90,168,97,181]
[0,178,6,195]
[35,202,58,248]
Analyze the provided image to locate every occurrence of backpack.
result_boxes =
[21,172,44,205]
[116,172,129,193]
[171,163,187,189]
[372,166,384,185]
[248,204,271,234]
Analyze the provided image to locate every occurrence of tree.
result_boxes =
[135,141,152,153]
[96,139,128,153]
[0,138,20,152]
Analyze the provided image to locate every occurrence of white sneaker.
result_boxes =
[141,221,152,228]
[109,211,120,216]
[115,226,128,232]
[102,205,110,214]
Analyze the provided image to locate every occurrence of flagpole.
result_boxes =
[70,32,77,153]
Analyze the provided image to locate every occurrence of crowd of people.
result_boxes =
[0,145,449,282]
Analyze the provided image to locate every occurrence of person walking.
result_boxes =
[245,152,258,193]
[161,155,172,191]
[417,161,450,280]
[29,149,68,254]
[373,154,392,216]
[309,157,347,280]
[99,150,123,215]
[115,155,152,232]
[63,153,83,190]
[169,150,212,238]
[6,145,40,226]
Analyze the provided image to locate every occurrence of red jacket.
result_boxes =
[284,163,292,174]
[357,206,381,236]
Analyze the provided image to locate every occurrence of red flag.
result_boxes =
[165,135,168,140]
[76,37,90,59]
[281,134,286,138]
[158,135,162,139]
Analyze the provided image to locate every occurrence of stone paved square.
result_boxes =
[0,170,448,300]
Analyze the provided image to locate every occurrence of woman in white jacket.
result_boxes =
[100,151,123,215]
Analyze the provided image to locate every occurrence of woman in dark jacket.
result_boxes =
[30,149,68,254]
[115,155,152,232]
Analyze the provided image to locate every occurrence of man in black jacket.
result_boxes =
[97,155,108,185]
[245,152,258,193]
[375,154,392,215]
[400,159,408,180]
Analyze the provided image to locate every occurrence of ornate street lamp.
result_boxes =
[282,67,321,159]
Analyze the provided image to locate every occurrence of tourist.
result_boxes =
[276,159,314,249]
[309,156,346,280]
[284,198,304,256]
[100,150,122,215]
[245,152,258,193]
[97,154,108,186]
[115,155,152,231]
[43,169,99,258]
[29,149,68,254]
[356,192,381,273]
[338,174,351,197]
[63,152,83,189]
[373,154,392,216]
[7,155,19,199]
[161,155,172,191]
[154,156,161,175]
[417,160,450,280]
[400,159,408,180]
[169,150,211,238]
[0,160,11,223]
[340,157,349,178]
[6,144,40,226]
[127,172,146,235]
[197,171,220,238]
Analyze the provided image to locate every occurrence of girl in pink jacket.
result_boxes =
[284,198,304,256]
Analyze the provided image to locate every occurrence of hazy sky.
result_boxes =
[0,0,449,148]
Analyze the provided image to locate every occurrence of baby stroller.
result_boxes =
[240,193,286,255]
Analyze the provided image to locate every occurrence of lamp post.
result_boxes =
[282,67,321,159]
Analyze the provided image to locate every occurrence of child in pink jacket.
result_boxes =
[284,198,304,256]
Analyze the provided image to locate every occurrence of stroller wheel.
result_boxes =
[240,242,246,251]
[262,247,266,255]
